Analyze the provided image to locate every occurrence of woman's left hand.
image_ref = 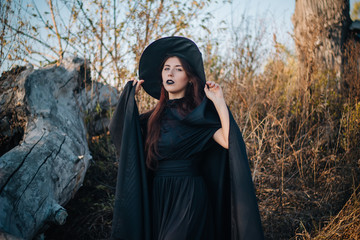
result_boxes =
[204,81,229,149]
[204,81,225,104]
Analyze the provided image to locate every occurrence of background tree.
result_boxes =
[1,0,212,86]
[292,0,352,91]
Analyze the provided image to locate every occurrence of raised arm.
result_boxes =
[204,81,229,149]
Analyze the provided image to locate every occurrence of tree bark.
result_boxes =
[0,57,118,239]
[292,0,352,89]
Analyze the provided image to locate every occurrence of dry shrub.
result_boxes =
[341,101,360,158]
[203,31,360,238]
[45,30,360,239]
[301,188,360,240]
[343,38,360,101]
[0,66,28,157]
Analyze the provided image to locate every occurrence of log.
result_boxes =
[0,57,118,239]
[0,230,23,240]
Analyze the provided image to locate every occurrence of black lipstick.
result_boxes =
[166,80,175,85]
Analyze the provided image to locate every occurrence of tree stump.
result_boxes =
[0,57,118,239]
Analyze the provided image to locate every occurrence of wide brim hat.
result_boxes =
[139,36,206,99]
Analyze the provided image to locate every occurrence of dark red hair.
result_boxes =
[145,56,204,169]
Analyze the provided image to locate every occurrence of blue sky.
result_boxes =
[209,0,357,51]
[15,0,359,51]
[2,0,357,73]
[208,0,296,47]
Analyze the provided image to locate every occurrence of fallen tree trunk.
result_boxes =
[0,57,118,239]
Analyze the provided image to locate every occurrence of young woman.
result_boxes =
[109,36,263,240]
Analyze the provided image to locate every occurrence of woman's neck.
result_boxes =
[168,92,185,100]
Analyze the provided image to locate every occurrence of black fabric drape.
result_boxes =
[109,82,151,240]
[109,81,264,239]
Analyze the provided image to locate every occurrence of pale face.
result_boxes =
[162,57,189,99]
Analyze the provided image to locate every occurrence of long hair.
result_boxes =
[145,55,204,169]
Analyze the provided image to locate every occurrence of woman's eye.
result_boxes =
[164,67,170,71]
[176,68,183,71]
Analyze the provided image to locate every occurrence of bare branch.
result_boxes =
[48,0,63,61]
[4,22,59,57]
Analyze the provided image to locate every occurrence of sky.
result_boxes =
[4,0,296,71]
[209,0,357,51]
[2,0,358,74]
[208,0,296,48]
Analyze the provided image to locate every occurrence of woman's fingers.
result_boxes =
[206,81,214,87]
[131,78,137,86]
[134,79,144,94]
[206,81,220,91]
[128,78,144,95]
[130,79,144,84]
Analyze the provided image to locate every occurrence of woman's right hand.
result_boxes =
[131,79,144,94]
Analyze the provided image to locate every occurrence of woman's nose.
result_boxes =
[168,69,174,76]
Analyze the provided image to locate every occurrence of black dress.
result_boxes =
[151,99,219,240]
[109,82,264,240]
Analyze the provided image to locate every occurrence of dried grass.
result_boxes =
[299,188,360,240]
[44,29,360,240]
[203,30,360,239]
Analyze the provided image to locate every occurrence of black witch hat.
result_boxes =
[139,36,206,100]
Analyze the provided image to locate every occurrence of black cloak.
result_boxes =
[109,82,264,239]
